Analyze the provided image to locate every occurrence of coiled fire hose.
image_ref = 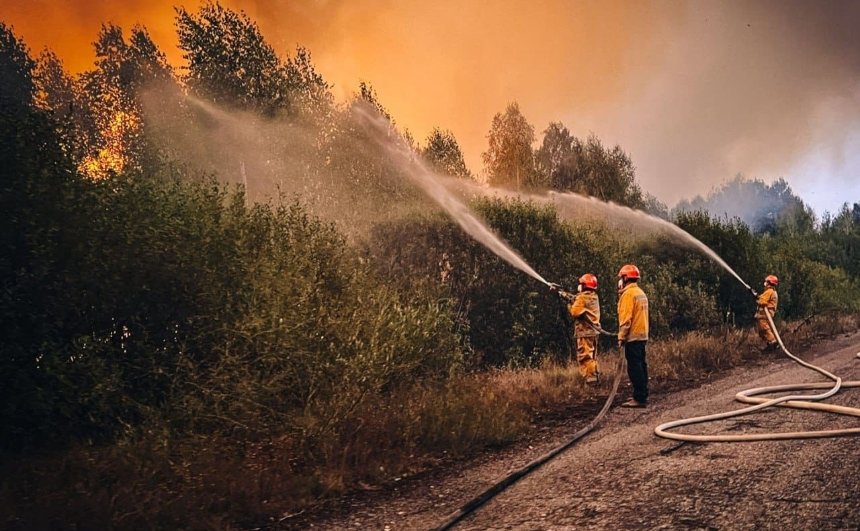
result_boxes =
[433,321,625,531]
[433,292,859,529]
[654,308,860,442]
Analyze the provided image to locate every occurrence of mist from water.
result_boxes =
[550,192,754,292]
[141,85,442,239]
[146,86,753,294]
[441,179,755,293]
[353,105,550,286]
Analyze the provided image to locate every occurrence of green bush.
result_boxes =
[1,155,465,450]
[367,198,626,366]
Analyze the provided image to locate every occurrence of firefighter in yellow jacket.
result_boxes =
[617,264,649,408]
[550,275,601,384]
[566,273,601,384]
[755,274,779,351]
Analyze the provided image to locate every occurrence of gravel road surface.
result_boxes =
[300,332,860,530]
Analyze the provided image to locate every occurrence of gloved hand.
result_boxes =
[617,339,625,349]
[548,282,561,292]
[750,287,759,298]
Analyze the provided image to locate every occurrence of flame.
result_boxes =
[78,109,141,180]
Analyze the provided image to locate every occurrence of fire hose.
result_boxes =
[654,308,860,441]
[433,291,860,530]
[433,292,625,531]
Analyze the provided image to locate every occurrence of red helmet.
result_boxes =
[579,273,598,290]
[617,264,640,280]
[765,274,779,286]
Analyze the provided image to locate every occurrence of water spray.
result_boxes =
[355,104,859,527]
[176,92,856,445]
[353,104,550,287]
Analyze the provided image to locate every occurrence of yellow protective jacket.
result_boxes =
[618,283,649,343]
[569,291,601,338]
[755,287,778,318]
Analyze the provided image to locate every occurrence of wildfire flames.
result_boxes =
[78,109,140,180]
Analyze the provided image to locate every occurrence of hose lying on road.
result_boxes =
[432,330,624,531]
[655,309,860,442]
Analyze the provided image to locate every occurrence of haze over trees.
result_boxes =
[2,4,860,527]
[675,175,816,234]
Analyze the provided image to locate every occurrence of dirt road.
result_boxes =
[302,333,860,530]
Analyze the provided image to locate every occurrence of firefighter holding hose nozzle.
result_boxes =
[549,274,602,384]
[755,274,780,352]
[617,264,650,408]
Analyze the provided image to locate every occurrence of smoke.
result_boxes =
[594,1,860,213]
[14,0,859,215]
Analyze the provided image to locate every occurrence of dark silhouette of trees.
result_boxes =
[176,2,288,112]
[423,127,471,178]
[533,121,654,211]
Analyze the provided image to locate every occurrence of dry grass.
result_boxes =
[3,315,858,529]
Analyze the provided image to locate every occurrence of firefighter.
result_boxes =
[550,278,600,383]
[755,274,779,351]
[617,264,650,408]
[566,273,601,384]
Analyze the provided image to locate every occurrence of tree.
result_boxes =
[642,192,669,219]
[33,50,90,162]
[482,102,537,189]
[535,121,576,189]
[0,22,35,116]
[176,1,288,112]
[284,46,332,118]
[126,25,174,88]
[576,135,642,206]
[72,23,178,178]
[534,122,646,208]
[422,127,471,178]
[355,81,392,123]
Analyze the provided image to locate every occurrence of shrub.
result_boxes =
[366,198,625,366]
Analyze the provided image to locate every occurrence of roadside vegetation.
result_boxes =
[2,5,860,528]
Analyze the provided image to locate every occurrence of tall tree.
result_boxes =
[176,1,288,112]
[284,46,332,119]
[482,102,536,189]
[355,81,392,123]
[576,135,642,206]
[0,22,35,116]
[33,50,91,162]
[535,121,576,189]
[423,127,471,178]
[534,122,648,209]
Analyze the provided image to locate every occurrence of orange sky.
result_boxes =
[1,1,672,173]
[3,0,860,212]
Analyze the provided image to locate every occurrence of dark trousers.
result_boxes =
[624,341,649,403]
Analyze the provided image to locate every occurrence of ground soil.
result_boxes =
[290,332,860,530]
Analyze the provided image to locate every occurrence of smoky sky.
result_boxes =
[3,0,859,213]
